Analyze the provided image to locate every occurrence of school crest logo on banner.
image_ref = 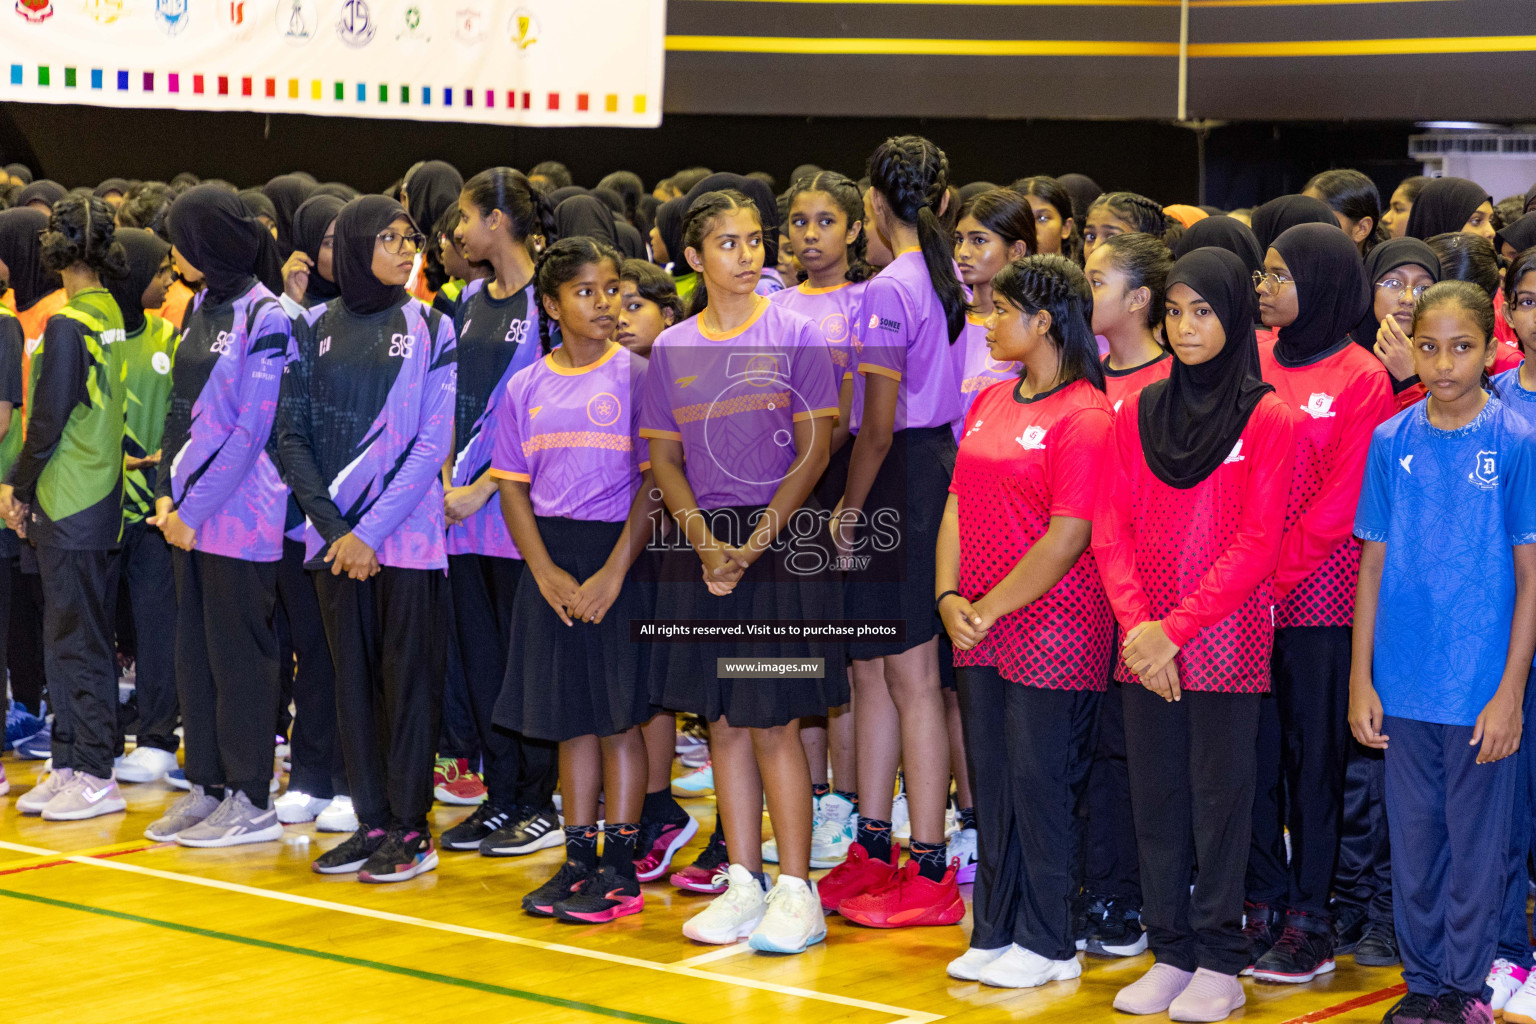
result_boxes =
[508,6,537,50]
[276,0,317,42]
[453,1,485,43]
[15,0,53,22]
[155,0,188,35]
[396,1,427,42]
[1471,450,1499,490]
[336,0,374,45]
[83,0,124,24]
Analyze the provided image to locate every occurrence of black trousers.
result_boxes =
[1332,742,1393,928]
[173,549,280,805]
[448,553,557,812]
[275,539,344,799]
[1124,684,1262,975]
[1083,675,1141,903]
[316,566,447,833]
[115,520,179,752]
[9,556,45,712]
[37,545,119,779]
[437,616,478,760]
[958,665,1099,961]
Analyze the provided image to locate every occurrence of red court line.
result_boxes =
[0,843,167,877]
[1278,983,1408,1024]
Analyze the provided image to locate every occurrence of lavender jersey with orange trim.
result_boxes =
[276,297,457,571]
[770,278,866,383]
[850,250,966,434]
[489,344,649,521]
[445,278,540,558]
[639,300,839,510]
[953,314,1020,439]
[156,281,291,562]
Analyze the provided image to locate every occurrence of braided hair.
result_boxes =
[462,167,552,249]
[867,135,965,343]
[783,171,873,284]
[680,188,760,319]
[990,254,1105,392]
[1086,192,1170,250]
[532,236,624,355]
[41,194,128,278]
[1098,232,1174,329]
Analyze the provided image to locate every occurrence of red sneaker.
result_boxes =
[669,827,729,893]
[433,757,487,806]
[817,841,898,913]
[839,857,965,928]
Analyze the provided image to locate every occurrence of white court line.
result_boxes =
[673,941,752,967]
[0,840,943,1024]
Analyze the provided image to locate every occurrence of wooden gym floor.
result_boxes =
[0,752,1407,1024]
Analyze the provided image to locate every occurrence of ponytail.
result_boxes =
[680,188,759,319]
[868,135,966,343]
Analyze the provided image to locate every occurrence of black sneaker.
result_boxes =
[312,825,388,874]
[1354,921,1401,967]
[482,807,562,857]
[523,859,598,916]
[1380,993,1437,1024]
[358,829,439,883]
[1251,911,1336,983]
[1332,901,1369,954]
[1073,892,1106,952]
[553,865,644,924]
[1086,898,1148,958]
[1426,991,1490,1024]
[1241,901,1283,975]
[441,803,515,851]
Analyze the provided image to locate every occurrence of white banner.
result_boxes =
[0,0,665,126]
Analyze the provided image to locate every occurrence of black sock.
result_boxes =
[641,788,689,827]
[911,840,948,882]
[204,784,226,801]
[565,824,599,869]
[857,817,893,862]
[957,806,976,832]
[812,782,830,799]
[242,789,270,812]
[709,813,724,841]
[601,822,640,878]
[833,789,858,808]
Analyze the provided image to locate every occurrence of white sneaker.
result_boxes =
[1505,967,1536,1024]
[892,792,910,843]
[947,826,978,884]
[16,766,74,814]
[948,945,1011,981]
[977,944,1082,989]
[41,772,127,821]
[316,795,359,833]
[275,788,330,824]
[116,746,179,783]
[683,864,768,944]
[1489,959,1529,1016]
[749,875,827,954]
[810,792,857,868]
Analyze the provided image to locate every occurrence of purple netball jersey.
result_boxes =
[770,279,866,384]
[639,299,839,510]
[446,278,541,558]
[277,298,457,570]
[158,282,292,562]
[488,344,649,521]
[849,249,966,435]
[953,314,1020,439]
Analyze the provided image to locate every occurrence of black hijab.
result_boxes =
[1271,223,1369,365]
[1405,177,1489,240]
[684,172,780,266]
[655,196,687,269]
[260,173,315,253]
[291,194,345,304]
[1138,247,1274,489]
[1250,195,1338,252]
[546,185,586,209]
[1171,214,1264,276]
[555,195,619,246]
[334,195,412,317]
[1495,212,1536,257]
[105,227,171,335]
[1349,237,1440,352]
[312,182,359,201]
[403,161,462,244]
[959,181,998,202]
[0,207,59,310]
[1056,173,1103,222]
[239,188,278,226]
[167,183,284,304]
[15,180,66,213]
[591,187,626,218]
[93,177,130,200]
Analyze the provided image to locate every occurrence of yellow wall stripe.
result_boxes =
[665,34,1179,55]
[1188,34,1536,56]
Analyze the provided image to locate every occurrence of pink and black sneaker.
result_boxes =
[635,815,699,882]
[553,865,644,923]
[523,860,597,917]
[669,825,729,894]
[357,829,439,883]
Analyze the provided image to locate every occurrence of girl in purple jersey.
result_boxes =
[490,237,662,924]
[822,136,969,928]
[641,189,843,954]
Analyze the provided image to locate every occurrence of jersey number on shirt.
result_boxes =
[388,333,415,359]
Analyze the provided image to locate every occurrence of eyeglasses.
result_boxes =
[377,230,425,255]
[1376,278,1429,301]
[1252,270,1293,291]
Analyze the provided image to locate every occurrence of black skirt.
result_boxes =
[494,516,655,743]
[844,424,956,661]
[648,504,848,728]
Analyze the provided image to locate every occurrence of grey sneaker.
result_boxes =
[144,785,222,841]
[174,790,284,847]
[41,772,126,821]
[15,766,73,814]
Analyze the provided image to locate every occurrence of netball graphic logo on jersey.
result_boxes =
[1471,450,1499,490]
[336,0,375,45]
[1224,439,1245,464]
[587,392,621,428]
[1302,392,1337,419]
[155,0,188,35]
[15,0,54,23]
[507,6,537,50]
[276,0,317,41]
[1016,425,1047,451]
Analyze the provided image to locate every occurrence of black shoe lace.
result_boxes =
[1242,905,1274,941]
[1427,992,1469,1023]
[1267,925,1308,957]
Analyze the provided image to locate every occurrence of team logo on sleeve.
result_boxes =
[15,0,54,23]
[1224,440,1245,464]
[155,0,189,35]
[1302,392,1337,419]
[1398,454,1413,474]
[1471,450,1499,490]
[276,0,318,41]
[867,314,901,332]
[1015,425,1047,451]
[337,0,375,45]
